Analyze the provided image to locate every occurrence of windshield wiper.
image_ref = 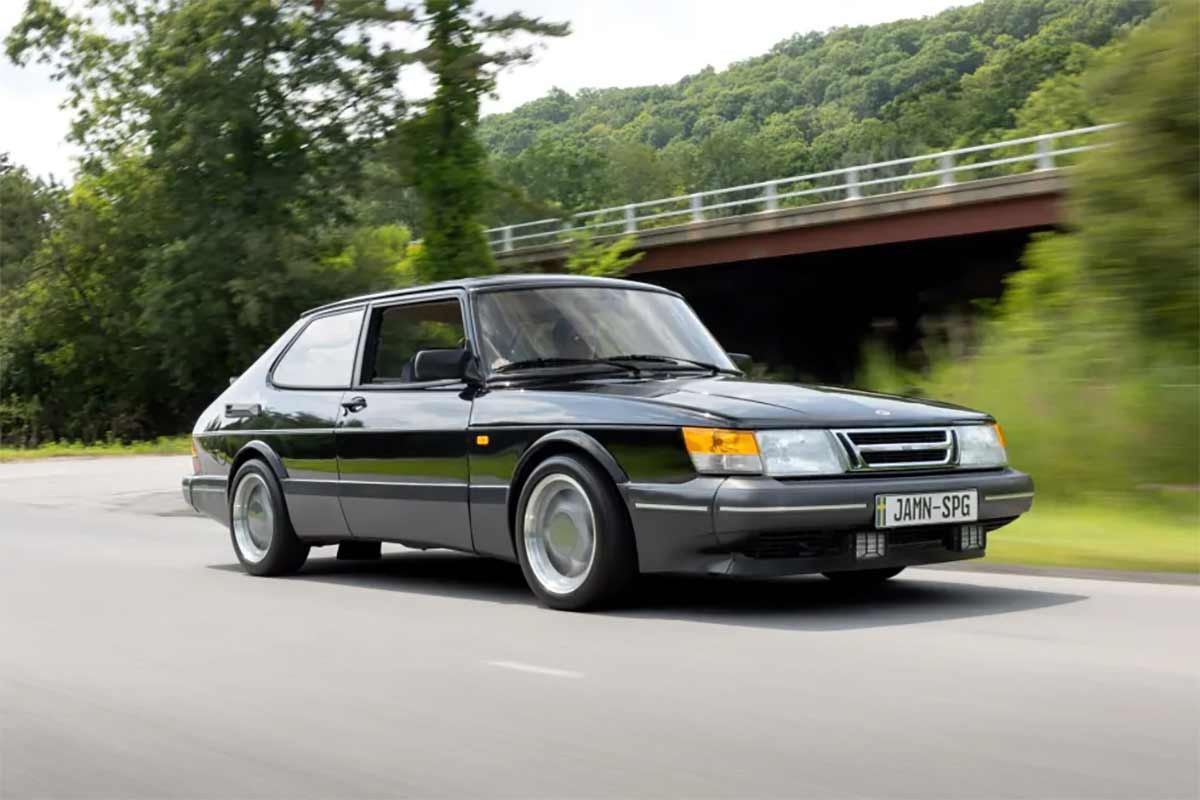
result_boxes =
[607,354,735,374]
[492,357,641,376]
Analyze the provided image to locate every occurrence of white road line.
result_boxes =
[486,660,584,679]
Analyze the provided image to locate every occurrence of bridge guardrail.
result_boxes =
[486,124,1118,253]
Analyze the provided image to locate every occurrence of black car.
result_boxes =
[183,274,1034,610]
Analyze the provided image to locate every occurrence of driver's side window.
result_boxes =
[362,299,465,383]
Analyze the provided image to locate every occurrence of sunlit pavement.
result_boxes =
[2,456,1196,799]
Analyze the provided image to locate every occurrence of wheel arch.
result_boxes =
[228,440,289,492]
[506,430,629,544]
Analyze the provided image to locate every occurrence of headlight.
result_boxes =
[755,429,846,476]
[957,424,1007,467]
[682,427,763,474]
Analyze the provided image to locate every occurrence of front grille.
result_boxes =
[835,427,955,471]
[736,531,840,559]
[733,523,998,560]
[861,449,948,465]
[849,430,947,446]
[887,527,953,549]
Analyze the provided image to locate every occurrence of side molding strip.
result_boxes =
[633,502,710,513]
[719,503,868,513]
[983,491,1035,501]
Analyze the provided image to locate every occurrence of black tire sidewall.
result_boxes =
[228,460,309,576]
[515,454,636,611]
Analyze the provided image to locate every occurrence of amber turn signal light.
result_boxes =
[682,427,759,455]
[681,427,763,475]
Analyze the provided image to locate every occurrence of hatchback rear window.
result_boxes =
[272,309,363,388]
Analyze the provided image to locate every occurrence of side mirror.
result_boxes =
[412,347,471,382]
[727,352,753,371]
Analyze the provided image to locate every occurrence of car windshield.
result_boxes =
[475,287,735,374]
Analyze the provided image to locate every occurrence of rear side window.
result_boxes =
[363,299,465,383]
[272,309,363,388]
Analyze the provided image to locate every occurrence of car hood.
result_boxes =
[566,374,990,428]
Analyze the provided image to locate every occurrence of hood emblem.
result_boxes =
[874,409,892,416]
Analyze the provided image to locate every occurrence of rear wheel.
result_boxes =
[515,454,637,611]
[822,567,905,586]
[229,460,309,576]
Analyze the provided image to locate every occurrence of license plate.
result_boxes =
[875,490,978,529]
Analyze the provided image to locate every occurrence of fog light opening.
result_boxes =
[959,524,986,551]
[855,532,886,560]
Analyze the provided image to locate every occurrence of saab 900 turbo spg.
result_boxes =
[182,275,1034,610]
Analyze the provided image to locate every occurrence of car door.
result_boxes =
[336,292,474,550]
[266,306,364,540]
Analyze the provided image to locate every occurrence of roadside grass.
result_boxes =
[0,435,191,462]
[987,497,1199,574]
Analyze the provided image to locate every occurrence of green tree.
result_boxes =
[0,153,59,293]
[4,0,414,438]
[403,0,567,282]
[563,231,643,277]
[1063,0,1199,345]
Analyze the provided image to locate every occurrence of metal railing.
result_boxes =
[486,124,1117,253]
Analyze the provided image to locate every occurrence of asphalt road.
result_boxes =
[1,456,1197,799]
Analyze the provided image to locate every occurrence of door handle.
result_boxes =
[341,396,368,413]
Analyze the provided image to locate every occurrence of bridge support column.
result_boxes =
[845,168,861,200]
[763,182,779,212]
[939,154,955,186]
[1036,138,1055,170]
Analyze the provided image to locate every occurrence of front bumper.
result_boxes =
[624,468,1033,577]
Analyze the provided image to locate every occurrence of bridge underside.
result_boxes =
[638,228,1046,384]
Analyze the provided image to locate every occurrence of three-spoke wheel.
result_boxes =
[228,460,309,576]
[515,455,636,610]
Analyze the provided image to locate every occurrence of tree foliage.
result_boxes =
[0,153,59,292]
[562,232,643,278]
[481,0,1153,222]
[3,0,414,442]
[856,0,1199,497]
[402,0,566,282]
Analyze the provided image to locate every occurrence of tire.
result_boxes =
[822,567,905,586]
[228,460,310,576]
[515,454,637,611]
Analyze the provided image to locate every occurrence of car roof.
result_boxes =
[301,273,680,317]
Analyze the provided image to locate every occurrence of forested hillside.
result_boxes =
[482,0,1151,220]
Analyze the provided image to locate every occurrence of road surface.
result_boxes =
[1,456,1196,798]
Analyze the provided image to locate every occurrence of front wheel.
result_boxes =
[515,454,637,611]
[228,460,309,576]
[822,567,905,586]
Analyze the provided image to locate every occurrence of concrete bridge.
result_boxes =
[488,125,1111,274]
[486,125,1114,380]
